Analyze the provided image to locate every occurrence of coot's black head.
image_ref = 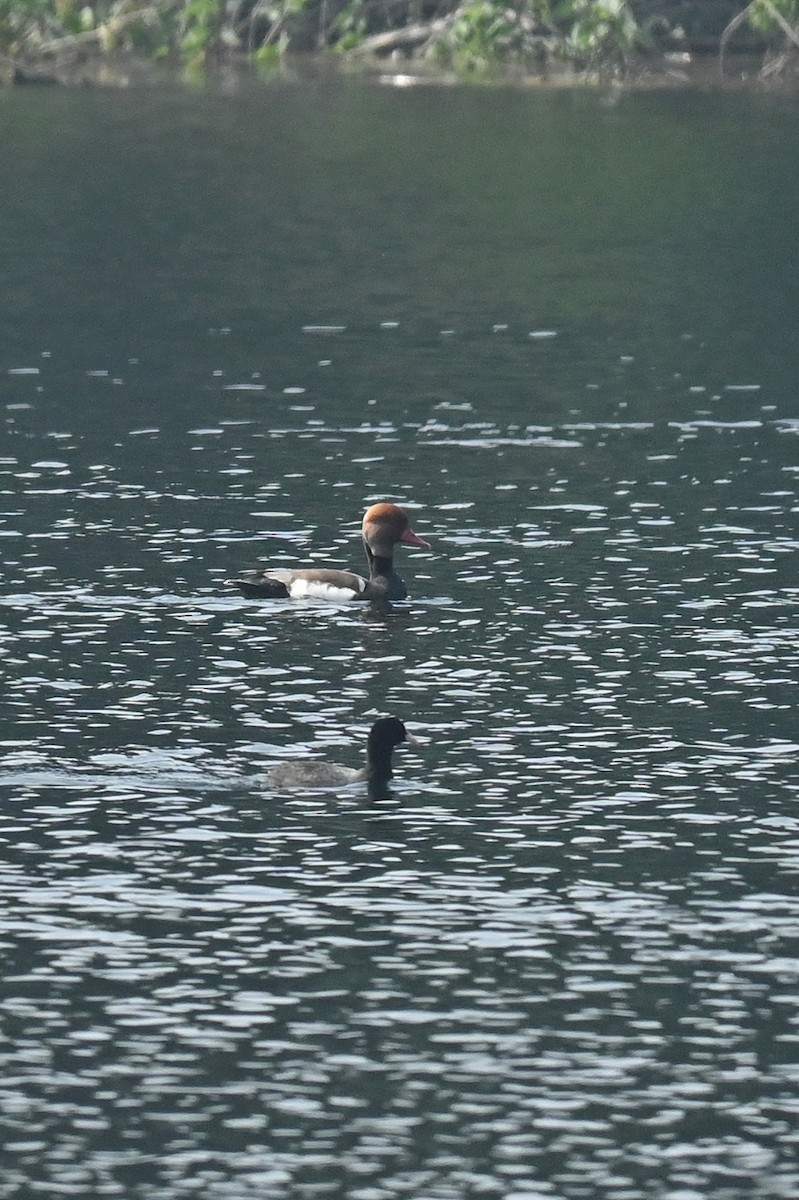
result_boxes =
[368,716,410,752]
[363,716,417,796]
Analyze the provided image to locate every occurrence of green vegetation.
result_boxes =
[1,0,799,80]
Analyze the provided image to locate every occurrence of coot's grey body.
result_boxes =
[267,717,415,792]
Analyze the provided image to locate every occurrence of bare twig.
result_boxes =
[720,1,756,75]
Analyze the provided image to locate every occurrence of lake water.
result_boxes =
[2,75,799,1200]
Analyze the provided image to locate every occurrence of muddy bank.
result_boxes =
[3,42,799,92]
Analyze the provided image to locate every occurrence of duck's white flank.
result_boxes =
[287,576,367,601]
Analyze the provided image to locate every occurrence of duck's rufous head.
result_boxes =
[362,503,430,557]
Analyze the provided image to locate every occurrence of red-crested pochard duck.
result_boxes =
[226,503,430,601]
[267,716,416,793]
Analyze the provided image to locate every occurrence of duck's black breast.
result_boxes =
[361,574,407,602]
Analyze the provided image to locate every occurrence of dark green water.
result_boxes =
[1,77,799,1200]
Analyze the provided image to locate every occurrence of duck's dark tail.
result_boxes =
[224,576,290,599]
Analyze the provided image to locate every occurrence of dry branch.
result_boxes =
[35,4,162,57]
[348,18,453,57]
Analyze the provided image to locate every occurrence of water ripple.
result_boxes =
[4,305,799,1200]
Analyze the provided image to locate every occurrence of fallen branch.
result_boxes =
[347,18,453,57]
[35,4,163,57]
